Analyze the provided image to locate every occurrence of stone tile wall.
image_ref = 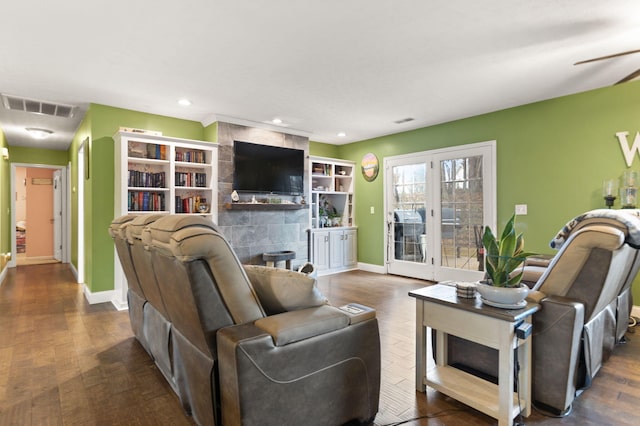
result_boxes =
[216,122,310,268]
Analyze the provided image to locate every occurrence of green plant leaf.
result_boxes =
[481,214,536,287]
[506,271,524,287]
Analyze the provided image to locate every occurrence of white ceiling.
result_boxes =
[1,0,640,151]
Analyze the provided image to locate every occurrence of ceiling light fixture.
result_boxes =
[337,132,346,137]
[178,99,192,106]
[272,118,283,124]
[26,127,53,139]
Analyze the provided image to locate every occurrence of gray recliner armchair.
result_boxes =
[112,214,381,426]
[446,209,640,416]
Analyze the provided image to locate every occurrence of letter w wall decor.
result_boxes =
[616,131,640,167]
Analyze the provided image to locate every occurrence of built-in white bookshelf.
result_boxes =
[309,156,357,275]
[114,131,218,220]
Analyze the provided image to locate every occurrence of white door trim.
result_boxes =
[383,140,496,281]
[9,163,69,268]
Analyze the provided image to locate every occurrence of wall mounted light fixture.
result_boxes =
[1,147,8,160]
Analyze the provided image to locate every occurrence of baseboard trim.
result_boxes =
[111,298,129,311]
[357,262,386,274]
[83,284,115,306]
[69,262,78,281]
[0,265,7,286]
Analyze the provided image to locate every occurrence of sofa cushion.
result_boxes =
[243,265,328,315]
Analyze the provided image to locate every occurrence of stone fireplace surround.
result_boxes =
[216,122,310,268]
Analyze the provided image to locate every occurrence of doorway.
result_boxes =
[10,164,68,267]
[384,141,496,282]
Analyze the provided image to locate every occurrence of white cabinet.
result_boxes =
[113,131,218,308]
[311,228,357,275]
[311,230,331,271]
[308,156,357,275]
[114,131,218,220]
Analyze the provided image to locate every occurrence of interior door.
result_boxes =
[53,169,62,261]
[385,141,495,282]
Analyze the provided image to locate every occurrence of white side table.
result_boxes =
[409,284,539,426]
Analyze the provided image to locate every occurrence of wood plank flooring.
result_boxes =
[1,264,639,425]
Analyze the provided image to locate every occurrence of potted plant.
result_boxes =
[476,214,536,307]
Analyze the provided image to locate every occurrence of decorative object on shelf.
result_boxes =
[361,152,379,182]
[319,194,340,228]
[300,195,306,205]
[603,178,619,208]
[455,282,477,299]
[231,190,240,202]
[476,282,529,308]
[478,214,535,307]
[118,127,162,136]
[620,170,638,209]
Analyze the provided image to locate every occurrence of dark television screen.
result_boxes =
[233,141,304,195]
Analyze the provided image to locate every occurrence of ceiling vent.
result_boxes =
[394,117,414,124]
[1,94,75,118]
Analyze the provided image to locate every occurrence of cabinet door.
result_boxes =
[344,229,358,267]
[312,231,330,271]
[329,230,345,269]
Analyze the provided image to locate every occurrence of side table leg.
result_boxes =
[415,300,426,392]
[497,323,515,426]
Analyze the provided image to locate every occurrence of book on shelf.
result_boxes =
[128,170,166,188]
[174,171,207,187]
[128,191,165,211]
[175,195,207,213]
[175,150,206,163]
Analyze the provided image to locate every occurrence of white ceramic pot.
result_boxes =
[476,281,529,306]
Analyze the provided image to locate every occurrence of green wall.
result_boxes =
[310,79,640,302]
[72,104,205,293]
[8,146,68,166]
[309,141,340,159]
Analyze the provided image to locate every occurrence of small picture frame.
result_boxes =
[83,137,90,180]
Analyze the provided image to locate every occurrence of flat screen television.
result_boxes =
[233,141,305,195]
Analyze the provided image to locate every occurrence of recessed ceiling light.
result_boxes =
[337,132,346,137]
[178,99,192,106]
[25,127,53,139]
[272,118,283,124]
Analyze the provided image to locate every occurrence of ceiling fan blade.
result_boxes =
[574,49,640,65]
[615,68,640,85]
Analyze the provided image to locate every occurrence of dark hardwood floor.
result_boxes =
[1,264,639,425]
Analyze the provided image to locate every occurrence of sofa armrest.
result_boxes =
[217,315,381,426]
[254,305,350,346]
[531,295,585,414]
